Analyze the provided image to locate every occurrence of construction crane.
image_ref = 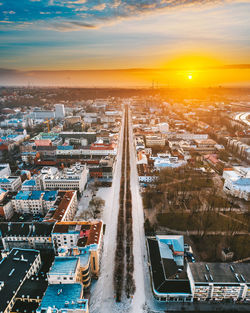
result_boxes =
[43,118,53,132]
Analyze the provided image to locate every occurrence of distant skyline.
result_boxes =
[0,0,250,87]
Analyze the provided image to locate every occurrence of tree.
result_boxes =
[89,197,105,219]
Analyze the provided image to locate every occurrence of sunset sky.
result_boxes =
[0,0,250,87]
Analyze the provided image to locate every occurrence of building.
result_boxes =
[43,191,78,222]
[189,262,250,302]
[47,256,81,284]
[152,155,187,169]
[223,167,250,201]
[52,220,103,279]
[167,132,208,141]
[0,176,22,192]
[147,235,250,303]
[0,222,55,251]
[55,104,65,119]
[40,164,88,194]
[12,190,58,215]
[0,191,15,220]
[0,163,11,177]
[32,109,55,120]
[147,235,192,302]
[146,135,165,147]
[0,248,41,313]
[37,283,88,313]
[158,122,169,133]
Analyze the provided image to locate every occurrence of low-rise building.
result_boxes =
[0,191,14,220]
[0,163,11,177]
[147,235,192,302]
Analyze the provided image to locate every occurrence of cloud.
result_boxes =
[91,3,106,11]
[0,0,246,31]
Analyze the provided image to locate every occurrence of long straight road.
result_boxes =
[90,109,125,313]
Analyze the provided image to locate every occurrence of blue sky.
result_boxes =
[0,0,250,70]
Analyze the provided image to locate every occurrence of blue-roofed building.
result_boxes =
[12,190,58,215]
[147,235,192,302]
[48,257,80,284]
[223,167,250,201]
[0,176,22,191]
[57,145,74,150]
[37,283,88,313]
[43,190,58,202]
[156,235,184,266]
[22,179,37,191]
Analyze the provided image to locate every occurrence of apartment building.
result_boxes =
[147,235,250,303]
[0,222,55,251]
[37,283,88,313]
[0,248,41,313]
[43,191,78,222]
[52,220,103,280]
[12,190,58,215]
[189,262,250,302]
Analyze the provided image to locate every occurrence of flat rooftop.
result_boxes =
[189,262,250,284]
[49,256,79,276]
[0,222,55,237]
[0,248,40,312]
[37,283,87,312]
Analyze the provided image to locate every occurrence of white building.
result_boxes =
[223,167,250,201]
[12,190,58,215]
[146,135,165,147]
[55,103,65,119]
[32,110,55,120]
[0,163,11,177]
[158,122,169,133]
[40,164,88,194]
[0,176,22,192]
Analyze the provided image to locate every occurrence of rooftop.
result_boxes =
[189,262,250,283]
[0,222,55,237]
[0,248,40,312]
[37,283,88,312]
[49,256,79,275]
[147,237,191,296]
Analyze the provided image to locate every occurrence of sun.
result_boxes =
[188,75,192,80]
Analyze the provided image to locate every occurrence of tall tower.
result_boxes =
[55,103,65,119]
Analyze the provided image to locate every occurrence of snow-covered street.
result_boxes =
[128,108,146,312]
[128,108,167,313]
[90,110,125,313]
[90,106,166,313]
